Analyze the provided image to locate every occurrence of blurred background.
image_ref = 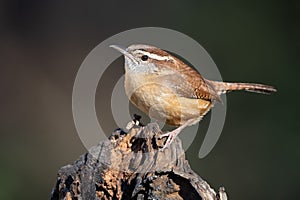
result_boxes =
[0,0,299,199]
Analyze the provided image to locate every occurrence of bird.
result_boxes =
[110,44,277,150]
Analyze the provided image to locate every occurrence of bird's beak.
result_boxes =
[110,45,138,65]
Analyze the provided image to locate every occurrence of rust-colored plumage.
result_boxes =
[111,44,277,149]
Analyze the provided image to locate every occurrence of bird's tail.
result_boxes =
[206,80,277,95]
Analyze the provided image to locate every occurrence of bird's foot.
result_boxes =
[159,129,180,151]
[158,119,197,151]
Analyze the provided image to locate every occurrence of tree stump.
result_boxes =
[50,121,228,200]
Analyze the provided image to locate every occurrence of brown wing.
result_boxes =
[138,45,221,102]
[152,55,221,102]
[173,57,221,101]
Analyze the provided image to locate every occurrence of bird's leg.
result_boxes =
[159,119,196,150]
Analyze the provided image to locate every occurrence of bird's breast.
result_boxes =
[124,73,212,126]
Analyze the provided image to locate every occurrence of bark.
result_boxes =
[50,120,228,200]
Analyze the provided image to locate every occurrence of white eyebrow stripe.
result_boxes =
[135,50,172,61]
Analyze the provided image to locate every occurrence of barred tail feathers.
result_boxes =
[206,80,277,95]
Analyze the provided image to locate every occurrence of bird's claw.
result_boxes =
[159,130,179,151]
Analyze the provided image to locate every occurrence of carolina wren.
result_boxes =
[110,44,276,149]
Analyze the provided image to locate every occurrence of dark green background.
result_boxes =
[0,0,299,199]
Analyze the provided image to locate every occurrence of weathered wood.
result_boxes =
[51,121,228,200]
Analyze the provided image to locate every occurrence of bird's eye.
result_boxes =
[141,55,148,61]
